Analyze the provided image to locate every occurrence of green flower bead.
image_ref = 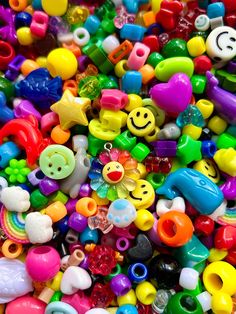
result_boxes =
[4,159,30,183]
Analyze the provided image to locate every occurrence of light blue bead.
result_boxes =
[32,0,42,10]
[84,15,101,34]
[120,24,146,42]
[80,226,99,244]
[0,142,20,168]
[128,263,148,283]
[207,2,225,19]
[123,0,148,13]
[45,301,78,314]
[121,71,142,94]
[117,305,138,314]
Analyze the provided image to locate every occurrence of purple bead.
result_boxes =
[151,140,177,157]
[27,168,45,186]
[48,16,70,35]
[39,177,60,196]
[79,183,92,198]
[0,6,17,45]
[220,176,236,200]
[77,55,91,72]
[65,198,77,216]
[79,254,89,269]
[116,237,130,251]
[14,100,42,121]
[68,212,88,233]
[227,61,236,74]
[110,274,132,296]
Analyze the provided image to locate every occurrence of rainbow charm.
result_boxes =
[217,206,236,227]
[0,206,29,244]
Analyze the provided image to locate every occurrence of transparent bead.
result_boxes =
[66,6,89,25]
[78,76,101,100]
[152,289,175,313]
[176,105,205,128]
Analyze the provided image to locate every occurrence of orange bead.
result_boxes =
[157,211,194,247]
[76,197,97,217]
[108,40,133,64]
[24,5,34,15]
[62,41,81,58]
[45,201,67,223]
[21,59,40,76]
[51,124,71,144]
[143,11,156,27]
[63,80,78,96]
[2,239,23,259]
[139,64,155,84]
[9,0,28,11]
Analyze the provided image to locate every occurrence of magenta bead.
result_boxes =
[68,212,88,233]
[110,274,132,296]
[79,183,92,198]
[77,55,91,72]
[25,246,60,282]
[116,237,130,251]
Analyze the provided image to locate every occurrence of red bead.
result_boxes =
[161,0,184,14]
[0,41,15,71]
[142,35,160,53]
[145,155,172,174]
[90,282,115,308]
[88,245,117,276]
[214,225,236,250]
[222,0,236,13]
[193,56,212,75]
[156,8,177,31]
[194,215,215,237]
[225,248,236,266]
[137,303,153,314]
[224,12,236,28]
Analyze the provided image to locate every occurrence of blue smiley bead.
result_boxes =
[157,168,224,215]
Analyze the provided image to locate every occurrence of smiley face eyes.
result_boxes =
[230,37,236,42]
[144,113,148,118]
[116,165,120,169]
[143,191,148,195]
[136,111,140,117]
[136,112,149,119]
[141,184,146,188]
[214,56,222,62]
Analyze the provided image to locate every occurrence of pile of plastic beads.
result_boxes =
[0,0,236,313]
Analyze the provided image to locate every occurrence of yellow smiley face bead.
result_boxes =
[193,159,220,183]
[102,161,125,184]
[127,108,155,137]
[127,179,155,210]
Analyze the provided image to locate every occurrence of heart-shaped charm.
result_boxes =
[150,73,192,116]
[127,234,153,261]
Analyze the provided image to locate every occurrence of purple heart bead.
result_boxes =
[149,73,192,115]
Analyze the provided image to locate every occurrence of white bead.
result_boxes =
[108,199,137,228]
[194,14,210,31]
[210,16,224,30]
[196,291,212,312]
[1,186,30,212]
[60,266,92,295]
[0,177,8,195]
[57,32,73,44]
[73,27,90,46]
[85,310,110,314]
[25,212,53,244]
[179,268,199,290]
[61,255,70,269]
[206,26,236,63]
[111,0,123,7]
[156,197,185,217]
[208,199,227,222]
[102,35,120,54]
[72,135,88,153]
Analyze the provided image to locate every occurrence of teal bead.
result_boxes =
[191,75,207,94]
[162,39,189,58]
[88,133,106,156]
[146,172,165,190]
[113,130,137,151]
[147,52,164,68]
[176,105,205,128]
[30,189,49,209]
[227,125,236,137]
[163,292,203,314]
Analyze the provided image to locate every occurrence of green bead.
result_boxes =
[78,76,101,100]
[164,292,203,314]
[103,78,118,89]
[49,190,68,204]
[215,69,236,93]
[131,143,150,162]
[101,11,116,34]
[146,172,165,190]
[82,37,103,55]
[177,135,202,164]
[216,133,236,149]
[190,31,209,40]
[4,159,30,184]
[0,77,15,101]
[105,264,122,281]
[88,133,106,156]
[71,125,88,136]
[30,189,49,209]
[191,75,207,94]
[184,279,203,296]
[227,125,236,137]
[50,291,63,303]
[147,52,164,68]
[98,58,114,74]
[97,74,109,88]
[162,39,189,58]
[155,57,194,82]
[86,45,114,74]
[113,130,137,151]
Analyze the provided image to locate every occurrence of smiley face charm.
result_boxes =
[193,159,220,183]
[127,108,155,137]
[102,161,125,184]
[127,179,155,210]
[206,26,236,63]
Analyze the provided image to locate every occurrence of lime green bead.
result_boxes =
[215,69,236,93]
[101,11,116,33]
[113,130,137,151]
[177,135,202,164]
[105,264,122,281]
[216,133,236,149]
[162,39,189,58]
[131,143,150,162]
[0,77,15,101]
[49,191,68,204]
[78,76,101,100]
[50,291,63,303]
[155,57,194,81]
[30,189,49,209]
[147,52,164,68]
[163,292,203,314]
[191,75,207,94]
[88,133,106,156]
[146,172,165,190]
[4,159,30,184]
[97,74,110,88]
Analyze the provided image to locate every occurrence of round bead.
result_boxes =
[2,239,23,259]
[110,274,132,296]
[16,27,34,46]
[194,15,210,31]
[51,125,71,144]
[134,209,154,231]
[179,268,199,290]
[135,281,157,305]
[42,0,68,16]
[117,289,137,306]
[165,292,203,314]
[195,99,214,119]
[116,305,138,314]
[211,292,233,314]
[9,0,28,11]
[128,263,148,283]
[208,115,228,135]
[73,28,90,47]
[68,212,88,233]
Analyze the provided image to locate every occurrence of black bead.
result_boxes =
[127,234,153,262]
[199,127,213,140]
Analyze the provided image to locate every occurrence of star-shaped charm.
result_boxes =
[177,134,202,164]
[50,89,91,130]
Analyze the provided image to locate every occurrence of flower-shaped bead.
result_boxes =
[5,159,31,183]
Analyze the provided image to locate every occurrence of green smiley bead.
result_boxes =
[39,145,75,180]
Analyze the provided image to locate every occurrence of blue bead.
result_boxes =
[117,305,138,314]
[15,12,32,29]
[56,216,69,234]
[45,301,78,314]
[18,184,32,193]
[207,2,225,19]
[120,24,146,41]
[146,23,164,35]
[121,71,142,94]
[80,226,99,244]
[128,263,148,283]
[0,92,14,124]
[0,142,20,168]
[32,0,43,10]
[201,140,217,158]
[123,0,148,13]
[84,15,101,34]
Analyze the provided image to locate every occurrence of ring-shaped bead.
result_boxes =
[73,28,90,47]
[2,239,23,259]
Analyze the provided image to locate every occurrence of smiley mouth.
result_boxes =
[129,192,142,201]
[208,164,218,179]
[130,118,151,130]
[107,171,123,181]
[216,31,236,51]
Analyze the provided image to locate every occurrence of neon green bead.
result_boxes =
[131,143,150,162]
[146,172,165,189]
[147,52,164,68]
[4,159,30,184]
[177,135,202,164]
[49,191,69,204]
[49,291,63,303]
[30,189,49,209]
[216,133,236,149]
[162,39,189,58]
[191,75,206,94]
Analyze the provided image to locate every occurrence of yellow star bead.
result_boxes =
[50,89,91,130]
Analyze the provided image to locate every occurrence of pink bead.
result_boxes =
[62,291,92,314]
[25,246,61,282]
[127,42,150,70]
[41,112,59,137]
[100,89,128,111]
[6,295,46,314]
[30,11,49,38]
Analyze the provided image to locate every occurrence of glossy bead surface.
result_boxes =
[110,274,132,296]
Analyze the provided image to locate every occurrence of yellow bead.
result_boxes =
[142,98,165,127]
[106,308,118,314]
[16,27,34,46]
[195,99,214,119]
[203,261,236,296]
[117,289,137,306]
[211,292,233,314]
[193,159,220,183]
[99,109,127,131]
[135,281,157,305]
[125,94,143,112]
[114,60,129,78]
[208,115,228,135]
[152,0,162,13]
[46,271,63,291]
[187,36,206,57]
[47,48,78,80]
[182,124,202,140]
[127,107,155,137]
[42,0,68,16]
[91,191,109,205]
[137,163,147,179]
[208,248,228,263]
[89,119,120,141]
[213,148,236,176]
[134,209,154,231]
[36,57,47,68]
[144,126,160,143]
